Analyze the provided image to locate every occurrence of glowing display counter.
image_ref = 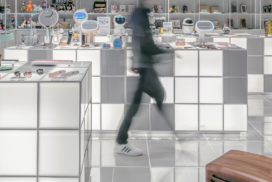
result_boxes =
[0,61,92,182]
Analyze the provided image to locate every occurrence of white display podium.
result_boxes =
[0,61,92,182]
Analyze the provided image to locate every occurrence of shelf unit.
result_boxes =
[1,0,272,31]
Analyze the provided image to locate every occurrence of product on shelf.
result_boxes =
[119,5,125,13]
[169,6,179,13]
[6,5,11,13]
[176,36,185,46]
[155,16,165,29]
[37,5,43,12]
[182,18,194,34]
[93,1,106,13]
[211,7,220,13]
[227,18,234,28]
[183,6,188,13]
[42,0,48,10]
[11,16,15,29]
[0,6,4,13]
[111,5,117,13]
[240,17,247,28]
[50,5,56,10]
[263,5,272,13]
[73,31,79,42]
[212,20,220,29]
[113,15,126,34]
[157,5,163,13]
[149,13,156,32]
[24,71,32,78]
[241,5,247,13]
[20,2,26,13]
[129,5,135,13]
[223,23,231,34]
[231,4,237,13]
[199,6,209,13]
[170,20,181,29]
[18,17,27,28]
[163,22,172,34]
[26,0,34,12]
[153,5,163,13]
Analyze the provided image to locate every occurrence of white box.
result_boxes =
[175,105,198,130]
[0,131,37,175]
[200,78,223,103]
[175,51,198,76]
[200,51,223,76]
[264,38,272,55]
[0,83,37,128]
[175,78,198,103]
[224,105,247,131]
[101,104,124,130]
[39,83,80,129]
[77,50,101,76]
[264,56,272,74]
[39,131,79,176]
[248,74,264,93]
[200,105,223,130]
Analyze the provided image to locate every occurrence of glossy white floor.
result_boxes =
[89,95,272,182]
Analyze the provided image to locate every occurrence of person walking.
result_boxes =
[114,0,173,156]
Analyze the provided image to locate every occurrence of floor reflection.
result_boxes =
[90,94,272,182]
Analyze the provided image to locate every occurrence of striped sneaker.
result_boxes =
[114,142,143,156]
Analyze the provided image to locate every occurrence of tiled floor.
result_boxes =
[90,95,272,182]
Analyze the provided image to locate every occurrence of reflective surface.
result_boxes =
[89,95,272,182]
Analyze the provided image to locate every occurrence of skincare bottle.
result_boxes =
[29,23,34,46]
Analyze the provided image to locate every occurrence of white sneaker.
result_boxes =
[114,142,143,156]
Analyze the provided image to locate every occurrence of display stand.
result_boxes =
[0,61,92,182]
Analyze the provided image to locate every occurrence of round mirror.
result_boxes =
[38,9,59,27]
[195,21,214,32]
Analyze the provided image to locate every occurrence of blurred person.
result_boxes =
[114,0,173,156]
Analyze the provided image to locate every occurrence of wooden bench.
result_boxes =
[206,150,272,182]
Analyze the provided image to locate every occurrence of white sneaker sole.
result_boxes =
[114,150,143,156]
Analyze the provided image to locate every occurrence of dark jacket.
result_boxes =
[131,4,164,68]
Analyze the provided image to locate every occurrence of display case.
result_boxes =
[0,61,92,182]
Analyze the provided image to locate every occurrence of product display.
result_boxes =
[223,23,231,34]
[199,6,209,13]
[183,6,188,13]
[14,71,21,77]
[111,5,117,13]
[241,17,247,28]
[128,5,135,13]
[93,1,106,13]
[42,0,48,9]
[155,16,165,29]
[24,71,32,78]
[60,70,79,77]
[182,18,194,34]
[170,20,181,28]
[26,0,34,12]
[81,20,99,47]
[6,5,11,13]
[36,69,44,75]
[241,5,247,13]
[232,4,237,13]
[49,70,66,78]
[169,6,179,13]
[227,18,234,28]
[212,20,220,29]
[114,15,126,34]
[119,5,125,13]
[211,7,220,13]
[20,2,26,12]
[176,36,185,46]
[149,13,156,32]
[195,20,214,46]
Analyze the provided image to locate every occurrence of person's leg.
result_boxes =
[116,69,146,144]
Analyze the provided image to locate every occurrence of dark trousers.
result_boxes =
[116,67,165,144]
